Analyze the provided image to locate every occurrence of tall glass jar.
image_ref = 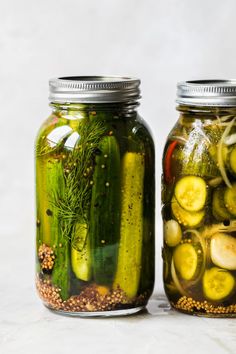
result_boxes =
[35,76,155,316]
[162,80,236,317]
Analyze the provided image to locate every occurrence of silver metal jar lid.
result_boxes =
[177,80,236,107]
[49,76,141,103]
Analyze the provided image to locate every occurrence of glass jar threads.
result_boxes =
[35,76,155,316]
[162,80,236,317]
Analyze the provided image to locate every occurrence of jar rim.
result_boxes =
[177,80,236,107]
[49,76,141,104]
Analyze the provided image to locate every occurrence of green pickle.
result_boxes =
[35,77,155,316]
[114,152,145,298]
[162,90,236,317]
[90,135,121,285]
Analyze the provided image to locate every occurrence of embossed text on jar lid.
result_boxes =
[49,76,141,103]
[177,80,236,107]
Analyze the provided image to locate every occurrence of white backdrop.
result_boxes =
[1,0,236,296]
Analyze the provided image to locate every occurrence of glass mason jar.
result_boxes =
[35,76,155,316]
[162,80,236,317]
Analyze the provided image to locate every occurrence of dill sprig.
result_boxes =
[35,137,53,157]
[51,117,106,248]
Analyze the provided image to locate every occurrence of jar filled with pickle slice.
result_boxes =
[162,80,236,317]
[35,76,155,317]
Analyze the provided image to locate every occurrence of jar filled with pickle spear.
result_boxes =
[35,76,155,316]
[162,80,236,317]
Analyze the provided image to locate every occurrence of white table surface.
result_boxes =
[1,280,236,354]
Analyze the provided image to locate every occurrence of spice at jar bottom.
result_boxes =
[35,76,155,317]
[162,80,236,317]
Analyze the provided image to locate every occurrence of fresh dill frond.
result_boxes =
[51,117,106,249]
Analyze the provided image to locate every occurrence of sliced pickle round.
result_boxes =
[173,243,198,280]
[203,267,235,301]
[174,176,207,212]
[212,187,232,221]
[224,183,236,216]
[210,233,236,270]
[171,197,204,227]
